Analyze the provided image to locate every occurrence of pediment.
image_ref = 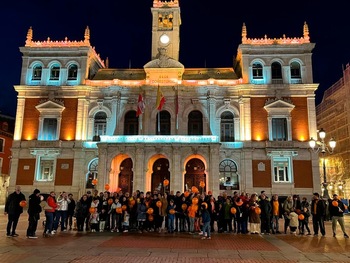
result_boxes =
[35,100,65,114]
[264,99,295,115]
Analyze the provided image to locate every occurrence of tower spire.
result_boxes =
[242,23,247,43]
[303,21,310,42]
[84,26,90,44]
[26,26,33,46]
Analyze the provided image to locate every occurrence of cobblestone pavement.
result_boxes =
[1,210,350,263]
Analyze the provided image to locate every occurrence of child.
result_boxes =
[201,203,211,239]
[90,210,99,232]
[99,208,107,232]
[289,210,299,234]
[167,200,176,233]
[123,210,130,232]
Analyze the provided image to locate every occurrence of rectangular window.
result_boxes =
[221,123,234,142]
[94,123,106,136]
[272,118,287,141]
[42,118,58,140]
[0,138,4,152]
[37,158,54,181]
[50,66,60,80]
[273,157,291,183]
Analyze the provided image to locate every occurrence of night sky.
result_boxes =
[1,0,350,117]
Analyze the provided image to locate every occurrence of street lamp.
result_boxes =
[309,128,336,199]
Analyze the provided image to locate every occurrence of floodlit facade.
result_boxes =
[10,0,321,199]
[315,64,350,199]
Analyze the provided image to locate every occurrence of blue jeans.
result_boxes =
[168,217,174,232]
[202,221,211,237]
[54,210,68,231]
[44,211,54,233]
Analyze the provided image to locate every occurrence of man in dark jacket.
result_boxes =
[4,185,26,237]
[329,193,349,238]
[311,192,326,236]
[26,189,42,238]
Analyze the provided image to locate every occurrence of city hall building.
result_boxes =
[9,0,321,199]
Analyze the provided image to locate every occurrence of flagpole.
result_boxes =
[157,110,160,134]
[176,85,179,130]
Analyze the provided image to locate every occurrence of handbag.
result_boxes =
[41,201,52,211]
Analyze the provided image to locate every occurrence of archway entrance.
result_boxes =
[151,158,170,193]
[184,158,206,192]
[118,158,133,194]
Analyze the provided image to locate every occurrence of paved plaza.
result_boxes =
[1,208,350,263]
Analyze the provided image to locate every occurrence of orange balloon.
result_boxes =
[19,200,27,207]
[199,181,205,188]
[89,207,96,214]
[191,186,198,193]
[192,197,198,204]
[116,207,123,214]
[181,203,187,211]
[147,207,154,215]
[332,200,339,207]
[184,191,190,198]
[108,198,114,205]
[163,179,169,186]
[148,214,154,221]
[156,201,162,208]
[192,204,198,211]
[104,184,110,191]
[298,214,305,220]
[122,205,127,211]
[92,179,98,185]
[129,199,136,206]
[255,207,261,215]
[116,187,122,193]
[169,209,176,215]
[230,207,237,214]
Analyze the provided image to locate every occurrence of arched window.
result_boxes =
[271,62,282,82]
[67,64,78,80]
[156,110,171,135]
[32,65,42,80]
[290,61,301,79]
[252,62,263,79]
[94,111,107,136]
[220,111,234,142]
[188,110,203,135]
[50,64,60,80]
[124,110,138,135]
[219,159,239,190]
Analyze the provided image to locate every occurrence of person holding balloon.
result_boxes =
[299,197,311,235]
[329,193,349,238]
[4,185,26,237]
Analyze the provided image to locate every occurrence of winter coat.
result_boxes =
[27,193,42,216]
[5,191,26,215]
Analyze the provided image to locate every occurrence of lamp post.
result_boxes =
[309,128,336,199]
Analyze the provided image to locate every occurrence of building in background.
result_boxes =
[315,64,350,199]
[9,0,320,199]
[0,114,15,204]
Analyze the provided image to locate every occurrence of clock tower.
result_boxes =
[151,0,181,61]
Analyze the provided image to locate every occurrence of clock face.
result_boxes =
[160,34,170,44]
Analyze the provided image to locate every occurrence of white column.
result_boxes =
[14,98,25,140]
[75,98,85,140]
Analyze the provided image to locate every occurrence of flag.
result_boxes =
[136,93,145,117]
[156,85,166,110]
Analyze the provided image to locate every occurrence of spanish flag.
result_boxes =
[156,85,165,110]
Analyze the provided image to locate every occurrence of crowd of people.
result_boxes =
[4,186,349,239]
